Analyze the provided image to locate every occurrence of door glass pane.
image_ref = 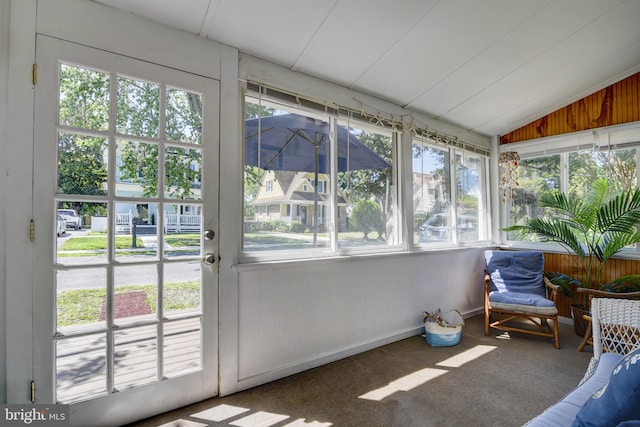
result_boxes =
[117,76,159,138]
[113,264,157,325]
[164,261,201,316]
[56,268,107,332]
[116,140,159,198]
[164,146,202,199]
[57,133,108,195]
[164,318,202,377]
[56,333,107,404]
[114,202,158,261]
[56,201,108,266]
[59,64,109,131]
[114,326,158,390]
[163,205,202,257]
[166,88,202,144]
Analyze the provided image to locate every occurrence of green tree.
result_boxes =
[338,130,392,239]
[508,155,560,232]
[57,134,108,196]
[338,131,391,207]
[569,149,636,200]
[57,65,109,213]
[350,199,383,239]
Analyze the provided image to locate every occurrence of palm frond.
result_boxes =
[503,178,640,291]
[597,188,640,233]
[600,231,640,261]
[544,272,579,296]
[509,217,586,258]
[539,190,595,230]
[604,275,640,292]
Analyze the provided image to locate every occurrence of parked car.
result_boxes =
[56,214,66,236]
[57,209,82,230]
[418,213,478,243]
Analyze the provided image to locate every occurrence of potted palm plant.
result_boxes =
[503,178,640,335]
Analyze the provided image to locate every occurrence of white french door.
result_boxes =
[33,36,219,426]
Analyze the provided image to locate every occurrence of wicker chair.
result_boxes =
[484,250,561,348]
[576,288,640,352]
[525,297,640,426]
[591,297,640,358]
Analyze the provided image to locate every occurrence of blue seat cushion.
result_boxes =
[485,250,545,297]
[488,291,557,315]
[573,347,640,427]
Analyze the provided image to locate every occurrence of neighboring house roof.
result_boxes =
[253,171,346,206]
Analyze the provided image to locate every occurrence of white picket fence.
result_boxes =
[114,211,200,234]
[165,213,201,233]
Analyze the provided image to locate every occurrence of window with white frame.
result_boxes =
[242,90,397,256]
[242,85,489,258]
[412,136,490,245]
[314,179,325,194]
[504,124,640,246]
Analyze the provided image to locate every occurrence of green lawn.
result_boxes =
[164,234,199,247]
[57,281,200,328]
[61,236,144,250]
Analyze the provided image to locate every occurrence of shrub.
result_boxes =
[290,221,306,233]
[350,200,383,239]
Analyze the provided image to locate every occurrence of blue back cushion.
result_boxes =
[485,250,545,297]
[573,347,640,427]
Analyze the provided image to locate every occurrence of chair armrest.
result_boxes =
[543,276,560,291]
[577,287,640,299]
[484,271,491,292]
[544,276,561,301]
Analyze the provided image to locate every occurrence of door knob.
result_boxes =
[202,253,216,265]
[203,229,215,240]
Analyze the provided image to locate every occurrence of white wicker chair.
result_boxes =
[526,298,640,426]
[592,298,640,359]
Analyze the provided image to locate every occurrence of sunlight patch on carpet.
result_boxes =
[192,404,250,422]
[282,419,332,426]
[358,367,448,401]
[190,404,332,426]
[435,345,497,368]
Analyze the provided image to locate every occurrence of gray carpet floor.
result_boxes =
[128,315,594,427]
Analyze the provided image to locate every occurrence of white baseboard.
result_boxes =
[231,326,423,395]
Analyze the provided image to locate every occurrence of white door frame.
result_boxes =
[32,35,220,426]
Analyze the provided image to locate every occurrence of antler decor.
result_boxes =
[499,151,520,203]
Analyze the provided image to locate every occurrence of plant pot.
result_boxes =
[571,304,590,337]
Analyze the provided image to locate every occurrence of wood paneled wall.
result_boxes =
[500,72,640,144]
[543,252,640,317]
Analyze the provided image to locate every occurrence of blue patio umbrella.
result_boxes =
[245,113,391,245]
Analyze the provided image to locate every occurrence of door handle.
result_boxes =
[202,253,216,265]
[203,229,215,240]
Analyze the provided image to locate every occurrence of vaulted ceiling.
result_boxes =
[92,0,640,137]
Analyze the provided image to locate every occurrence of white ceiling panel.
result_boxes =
[446,0,640,133]
[91,0,640,137]
[290,0,439,87]
[205,0,336,68]
[409,0,624,120]
[352,0,547,105]
[94,0,210,35]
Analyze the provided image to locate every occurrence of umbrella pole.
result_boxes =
[313,144,319,247]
